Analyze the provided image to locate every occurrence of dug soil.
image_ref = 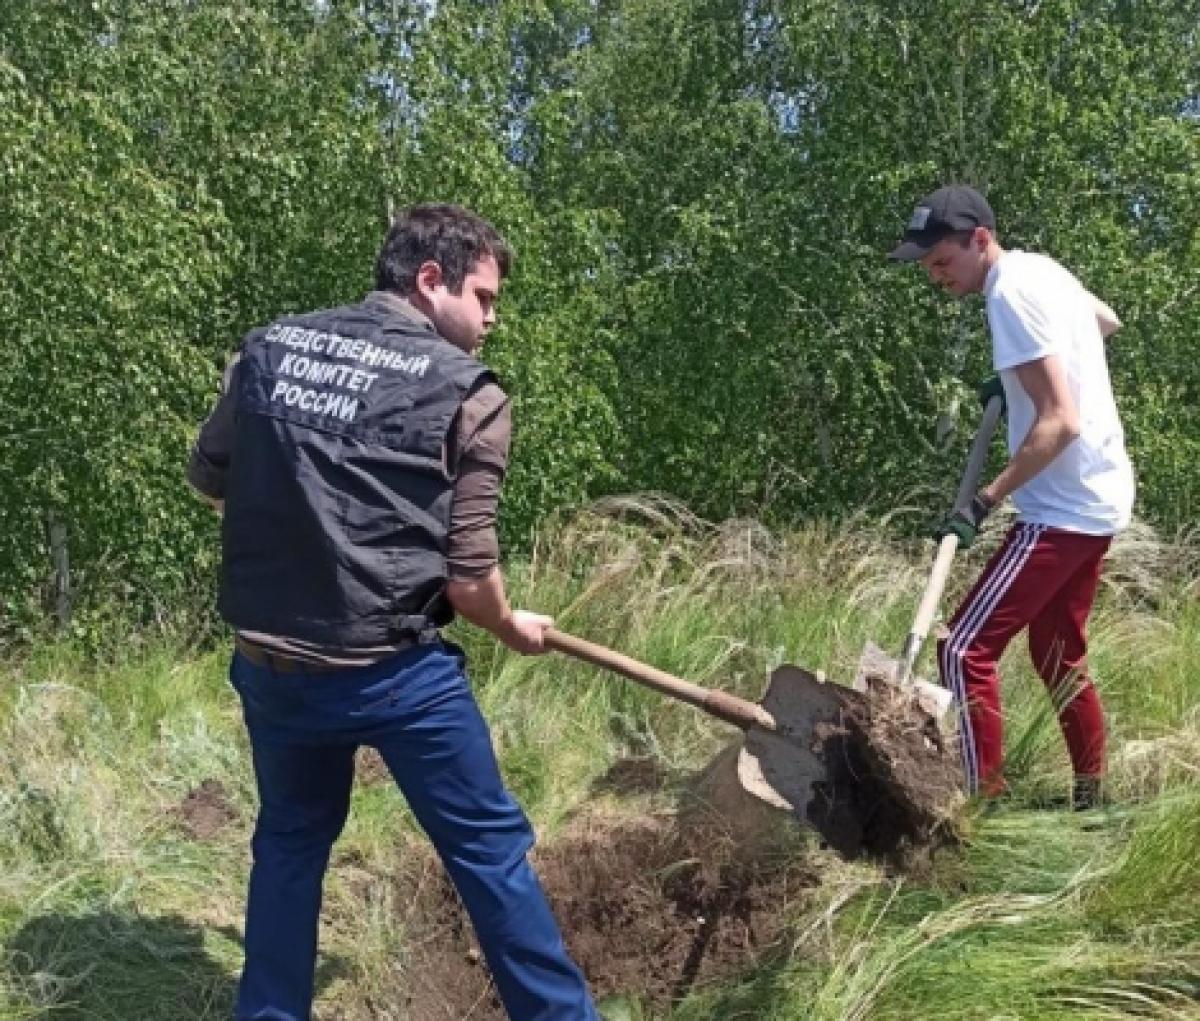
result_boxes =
[387,799,817,1020]
[379,730,962,1020]
[744,663,964,862]
[174,778,238,842]
[174,691,962,1015]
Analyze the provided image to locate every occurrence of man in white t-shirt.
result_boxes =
[890,185,1135,808]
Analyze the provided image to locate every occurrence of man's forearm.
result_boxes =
[188,442,229,515]
[446,569,554,655]
[445,567,517,639]
[982,415,1080,504]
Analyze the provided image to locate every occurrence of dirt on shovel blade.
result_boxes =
[745,666,965,860]
[809,677,964,858]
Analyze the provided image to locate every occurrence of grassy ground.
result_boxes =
[1,499,1197,1019]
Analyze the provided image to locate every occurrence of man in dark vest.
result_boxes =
[189,204,598,1020]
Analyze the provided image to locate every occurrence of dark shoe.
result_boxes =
[1072,775,1106,811]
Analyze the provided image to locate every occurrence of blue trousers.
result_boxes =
[229,641,597,1020]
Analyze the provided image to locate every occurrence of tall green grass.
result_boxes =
[0,500,1196,1019]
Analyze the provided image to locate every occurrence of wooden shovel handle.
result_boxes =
[543,628,777,732]
[898,394,1005,683]
[901,533,960,670]
[952,395,1005,516]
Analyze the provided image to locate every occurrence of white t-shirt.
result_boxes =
[985,251,1134,534]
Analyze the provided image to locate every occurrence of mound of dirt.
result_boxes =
[174,778,238,842]
[323,678,963,1016]
[390,806,818,1019]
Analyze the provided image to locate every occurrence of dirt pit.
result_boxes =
[389,771,818,1019]
[343,718,963,1018]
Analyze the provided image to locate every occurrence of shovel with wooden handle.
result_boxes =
[543,628,865,837]
[539,399,1003,851]
[854,393,1006,711]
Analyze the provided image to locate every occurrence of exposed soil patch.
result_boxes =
[391,806,818,1019]
[547,814,812,1005]
[323,673,963,1016]
[589,755,669,797]
[175,778,238,842]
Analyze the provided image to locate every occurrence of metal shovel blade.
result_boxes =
[737,664,853,818]
[741,660,964,857]
[853,640,954,720]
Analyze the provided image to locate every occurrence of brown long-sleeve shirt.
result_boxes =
[187,293,512,664]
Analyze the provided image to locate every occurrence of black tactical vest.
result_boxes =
[217,293,494,646]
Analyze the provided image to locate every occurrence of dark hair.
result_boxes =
[375,203,512,296]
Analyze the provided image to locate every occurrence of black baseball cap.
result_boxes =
[889,185,996,261]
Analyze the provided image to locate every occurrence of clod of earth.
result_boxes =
[175,778,238,842]
[741,662,964,860]
[806,676,965,859]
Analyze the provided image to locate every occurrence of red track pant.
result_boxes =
[936,523,1111,795]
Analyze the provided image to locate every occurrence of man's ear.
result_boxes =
[415,260,444,298]
[973,226,992,252]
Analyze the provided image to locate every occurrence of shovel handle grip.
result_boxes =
[543,628,776,732]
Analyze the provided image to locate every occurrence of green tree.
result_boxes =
[0,0,389,634]
[2,0,1196,639]
[521,0,1200,524]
